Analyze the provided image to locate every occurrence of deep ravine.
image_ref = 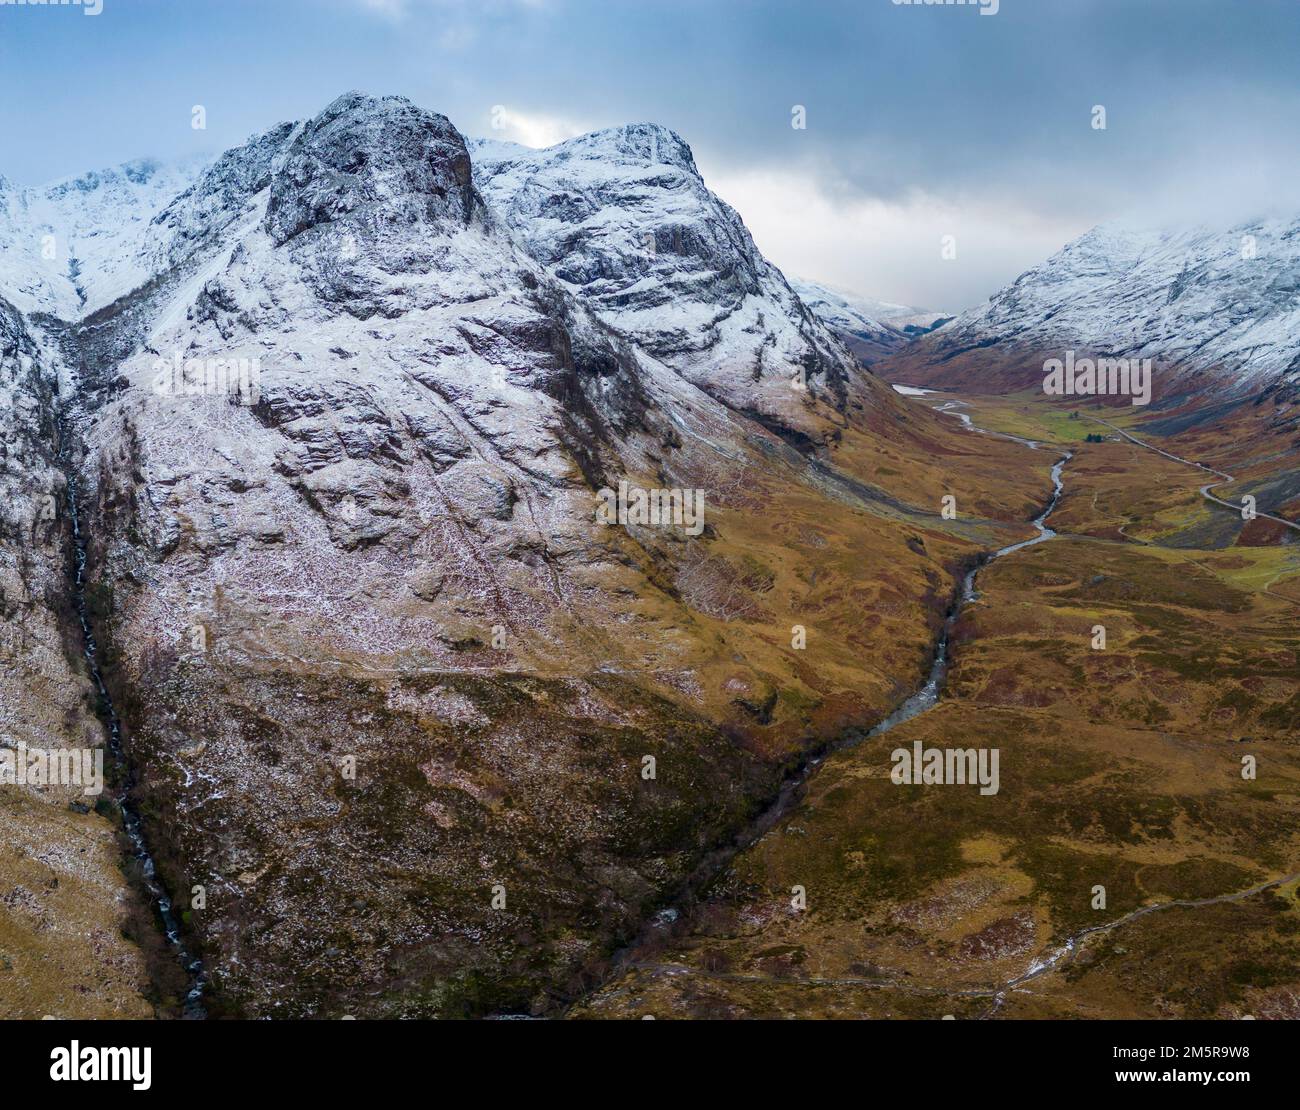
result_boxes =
[55,412,207,1018]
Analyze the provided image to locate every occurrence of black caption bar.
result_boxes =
[1,1017,1294,1097]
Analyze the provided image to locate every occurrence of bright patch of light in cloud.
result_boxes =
[487,107,588,149]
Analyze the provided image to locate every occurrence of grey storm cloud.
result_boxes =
[1,0,1295,308]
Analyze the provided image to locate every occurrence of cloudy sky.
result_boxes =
[1,0,1296,310]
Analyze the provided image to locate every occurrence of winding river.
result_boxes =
[864,450,1071,738]
[577,394,1299,1015]
[580,408,1074,1008]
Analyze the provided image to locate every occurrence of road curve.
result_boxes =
[1083,415,1300,534]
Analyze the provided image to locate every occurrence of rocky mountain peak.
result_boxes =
[471,120,869,440]
[555,122,699,173]
[265,92,483,247]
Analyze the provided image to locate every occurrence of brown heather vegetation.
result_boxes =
[572,392,1300,1020]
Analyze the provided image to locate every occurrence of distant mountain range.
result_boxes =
[877,220,1300,409]
[788,278,951,363]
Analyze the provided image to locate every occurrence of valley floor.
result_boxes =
[570,392,1300,1019]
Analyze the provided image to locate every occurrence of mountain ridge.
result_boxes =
[881,217,1300,409]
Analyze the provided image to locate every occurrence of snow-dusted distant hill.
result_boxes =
[883,219,1300,400]
[0,156,213,317]
[789,278,950,362]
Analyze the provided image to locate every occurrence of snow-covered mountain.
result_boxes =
[470,127,870,440]
[0,92,943,1018]
[790,277,950,362]
[14,89,1294,1020]
[884,219,1300,402]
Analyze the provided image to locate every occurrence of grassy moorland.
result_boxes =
[572,394,1300,1019]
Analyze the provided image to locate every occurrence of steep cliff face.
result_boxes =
[470,126,878,445]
